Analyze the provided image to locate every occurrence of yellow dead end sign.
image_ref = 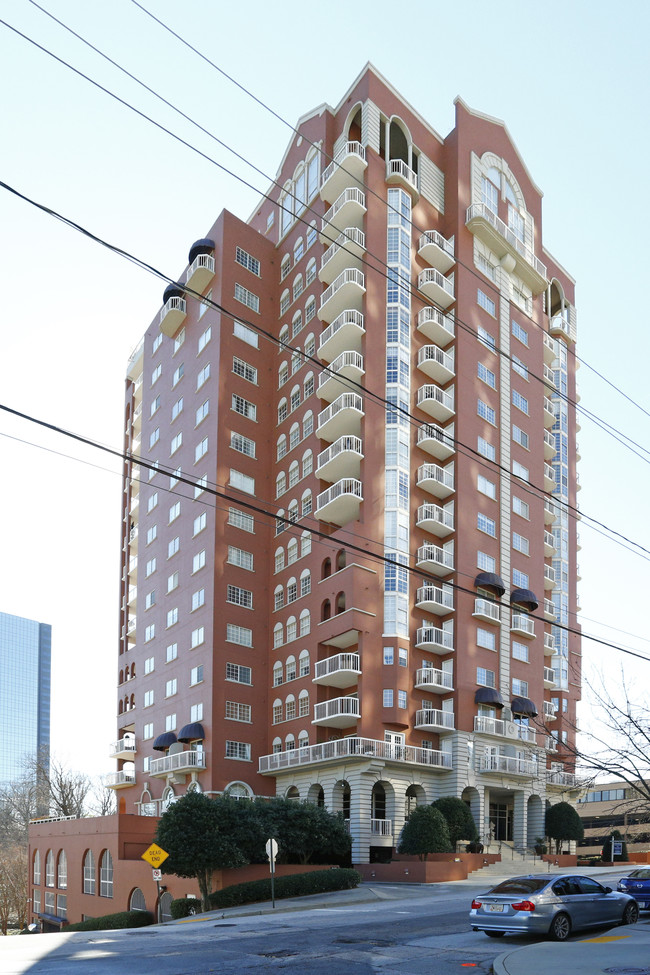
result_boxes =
[141,843,169,868]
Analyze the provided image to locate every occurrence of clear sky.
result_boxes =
[1,0,648,777]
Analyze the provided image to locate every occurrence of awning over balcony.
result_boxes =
[177,722,205,743]
[475,687,505,709]
[474,572,506,597]
[188,237,215,264]
[162,282,184,303]
[511,697,538,717]
[153,732,177,752]
[510,588,539,611]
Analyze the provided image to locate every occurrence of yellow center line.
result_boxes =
[580,935,629,942]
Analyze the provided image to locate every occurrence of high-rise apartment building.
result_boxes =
[30,65,581,925]
[0,611,51,785]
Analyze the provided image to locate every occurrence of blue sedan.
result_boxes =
[617,869,650,909]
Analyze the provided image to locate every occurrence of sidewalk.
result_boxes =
[494,920,650,975]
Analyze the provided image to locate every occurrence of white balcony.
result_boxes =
[417,422,455,461]
[313,652,361,688]
[319,228,366,284]
[543,600,556,623]
[543,364,556,389]
[511,613,535,638]
[544,564,555,589]
[149,750,207,778]
[549,315,575,344]
[312,695,361,728]
[480,754,537,776]
[126,339,144,382]
[415,584,454,616]
[416,543,454,577]
[543,462,555,491]
[415,667,454,693]
[415,625,454,655]
[547,769,577,788]
[318,309,365,363]
[474,716,536,744]
[417,268,455,309]
[417,306,455,346]
[544,499,558,524]
[544,666,556,689]
[320,188,366,243]
[545,735,558,752]
[317,350,364,402]
[316,435,363,482]
[544,530,556,556]
[186,254,214,294]
[318,268,365,324]
[417,230,455,274]
[417,345,455,384]
[105,770,136,790]
[465,203,547,294]
[320,142,367,204]
[543,429,556,460]
[416,462,454,499]
[544,701,558,720]
[543,333,557,364]
[386,158,419,198]
[416,502,454,538]
[317,392,364,441]
[472,598,500,625]
[543,395,555,427]
[417,383,455,422]
[415,708,455,732]
[259,736,451,774]
[159,296,187,337]
[109,737,136,760]
[315,478,362,525]
[371,818,393,838]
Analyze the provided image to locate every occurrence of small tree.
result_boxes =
[602,829,629,863]
[397,806,452,860]
[432,797,478,849]
[255,798,351,865]
[545,801,584,854]
[155,792,246,910]
[0,844,28,934]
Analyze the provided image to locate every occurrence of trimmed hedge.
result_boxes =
[208,868,361,910]
[170,898,201,920]
[65,910,154,932]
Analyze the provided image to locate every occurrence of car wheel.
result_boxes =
[485,931,505,938]
[549,912,571,941]
[621,902,639,925]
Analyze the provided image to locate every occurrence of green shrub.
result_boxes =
[169,898,201,919]
[207,868,361,909]
[66,910,154,932]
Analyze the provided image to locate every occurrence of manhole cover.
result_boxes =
[603,968,650,974]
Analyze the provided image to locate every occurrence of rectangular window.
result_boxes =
[512,320,529,346]
[477,551,496,573]
[476,251,497,282]
[230,431,256,458]
[145,558,156,577]
[172,363,184,387]
[226,663,252,684]
[144,690,154,707]
[144,656,155,675]
[234,283,259,313]
[512,390,529,415]
[143,722,154,739]
[227,585,253,608]
[167,571,179,592]
[477,475,496,499]
[191,588,205,611]
[513,496,529,519]
[477,667,496,687]
[195,400,209,426]
[477,289,496,317]
[383,647,394,665]
[150,395,161,417]
[145,590,155,610]
[173,328,185,354]
[513,460,529,482]
[477,628,496,651]
[152,333,163,354]
[227,545,253,571]
[234,321,259,347]
[190,703,204,722]
[192,550,206,574]
[226,623,253,647]
[477,325,496,352]
[477,436,496,461]
[513,532,529,556]
[230,469,255,495]
[191,626,205,648]
[144,624,155,642]
[166,643,178,663]
[512,678,529,697]
[225,740,251,761]
[149,428,160,449]
[195,437,208,462]
[233,356,257,384]
[512,355,528,380]
[383,689,394,707]
[168,536,180,558]
[232,394,257,421]
[198,291,211,319]
[171,398,183,423]
[190,664,204,685]
[151,363,162,386]
[193,512,207,535]
[165,713,176,732]
[165,678,177,697]
[512,425,529,449]
[235,246,261,277]
[478,362,496,389]
[477,399,496,425]
[512,641,529,662]
[198,325,212,353]
[226,700,252,722]
[170,432,182,455]
[228,507,254,532]
[477,512,496,537]
[166,607,178,628]
[513,568,529,588]
[196,363,211,389]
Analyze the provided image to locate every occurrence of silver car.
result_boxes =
[469,874,639,941]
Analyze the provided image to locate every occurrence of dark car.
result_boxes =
[617,868,650,909]
[470,873,638,941]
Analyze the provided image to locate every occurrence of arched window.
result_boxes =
[306,215,318,246]
[286,577,298,604]
[300,569,311,598]
[290,384,301,412]
[305,258,317,286]
[303,372,314,398]
[278,397,288,424]
[280,289,290,316]
[275,509,286,536]
[159,891,173,923]
[291,350,301,375]
[336,592,346,614]
[321,599,331,622]
[293,237,304,263]
[301,531,311,557]
[272,736,283,754]
[305,295,316,324]
[288,500,299,523]
[279,183,293,237]
[301,490,312,517]
[336,549,347,571]
[302,411,314,438]
[272,698,283,724]
[298,729,310,749]
[299,689,310,717]
[286,785,300,799]
[302,450,313,478]
[285,655,297,681]
[33,850,41,886]
[304,331,316,356]
[285,734,296,752]
[118,699,124,714]
[277,434,287,460]
[286,616,297,642]
[45,850,55,887]
[130,662,136,679]
[273,621,283,648]
[279,323,290,347]
[119,669,124,684]
[287,538,298,564]
[299,649,310,677]
[322,558,332,579]
[292,310,303,338]
[299,609,311,636]
[276,472,287,498]
[83,850,96,894]
[130,887,147,911]
[224,781,253,799]
[292,273,303,302]
[289,461,300,489]
[280,254,291,280]
[289,423,300,450]
[274,547,285,573]
[278,362,289,387]
[130,693,135,710]
[274,585,284,611]
[99,850,113,898]
[273,661,283,687]
[57,850,67,889]
[285,694,296,720]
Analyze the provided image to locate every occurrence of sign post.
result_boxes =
[141,844,169,923]
[265,838,279,909]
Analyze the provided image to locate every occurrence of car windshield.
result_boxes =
[627,869,650,880]
[488,878,548,895]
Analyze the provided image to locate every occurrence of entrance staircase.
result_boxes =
[468,841,569,881]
